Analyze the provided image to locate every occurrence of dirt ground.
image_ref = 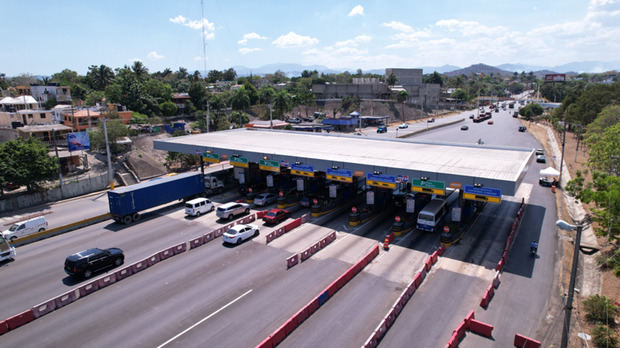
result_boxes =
[524,118,619,347]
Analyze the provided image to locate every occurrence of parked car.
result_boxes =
[286,117,302,124]
[469,114,475,119]
[535,149,544,156]
[539,177,557,187]
[488,120,494,125]
[64,247,124,279]
[427,118,435,123]
[216,202,250,220]
[398,123,408,129]
[2,216,47,243]
[536,155,546,163]
[460,125,469,130]
[262,209,290,225]
[254,192,276,206]
[222,224,259,245]
[518,126,526,132]
[377,126,388,133]
[185,198,214,217]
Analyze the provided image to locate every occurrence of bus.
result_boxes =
[416,190,458,232]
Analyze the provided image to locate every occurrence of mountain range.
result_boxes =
[233,61,619,77]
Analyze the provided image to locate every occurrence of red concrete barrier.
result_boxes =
[0,320,7,335]
[54,290,78,309]
[159,247,175,260]
[514,333,541,347]
[287,254,299,269]
[283,317,298,335]
[246,214,256,223]
[465,309,475,327]
[495,258,505,272]
[6,309,35,330]
[203,231,214,243]
[265,232,275,244]
[146,253,161,266]
[115,266,133,281]
[255,336,274,348]
[469,319,493,338]
[78,280,100,297]
[413,271,424,288]
[454,320,467,340]
[431,250,439,264]
[320,238,328,248]
[301,213,310,223]
[190,236,204,249]
[32,298,56,318]
[480,285,495,308]
[425,256,433,272]
[301,248,311,261]
[257,210,267,219]
[437,245,446,256]
[98,274,117,289]
[131,259,150,273]
[213,227,224,238]
[493,271,501,288]
[173,242,187,254]
[272,329,286,346]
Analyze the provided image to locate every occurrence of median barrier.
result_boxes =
[465,310,475,326]
[78,280,100,297]
[495,258,504,272]
[146,253,161,266]
[256,337,274,348]
[431,250,439,264]
[6,309,35,330]
[54,290,77,309]
[514,333,541,348]
[213,227,224,238]
[159,247,175,260]
[301,213,310,223]
[131,259,150,273]
[115,266,134,281]
[312,241,320,254]
[286,254,299,269]
[425,256,433,272]
[190,236,204,249]
[257,210,267,219]
[320,238,328,248]
[277,227,285,237]
[454,321,467,340]
[265,231,275,244]
[0,320,7,335]
[246,214,256,223]
[98,274,117,289]
[203,231,214,243]
[300,249,311,261]
[438,245,446,255]
[469,319,494,338]
[492,271,501,288]
[32,299,56,318]
[173,242,187,254]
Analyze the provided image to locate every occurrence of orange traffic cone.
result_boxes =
[383,237,390,250]
[551,185,556,193]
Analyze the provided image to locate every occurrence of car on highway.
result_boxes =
[398,123,409,129]
[64,247,124,279]
[286,117,302,124]
[222,224,259,245]
[254,192,276,207]
[488,120,494,125]
[539,177,557,187]
[377,126,388,133]
[536,149,544,156]
[262,209,290,225]
[536,154,546,163]
[460,125,469,130]
[518,126,526,132]
[427,118,435,123]
[185,198,214,217]
[2,216,47,243]
[216,202,250,220]
[469,114,475,119]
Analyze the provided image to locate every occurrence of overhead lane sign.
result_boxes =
[411,179,446,195]
[291,164,314,177]
[202,152,220,163]
[463,185,502,204]
[230,156,249,168]
[366,173,397,189]
[326,168,353,183]
[259,159,280,172]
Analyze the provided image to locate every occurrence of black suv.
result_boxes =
[64,248,124,279]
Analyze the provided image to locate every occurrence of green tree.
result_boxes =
[229,111,250,127]
[386,73,397,86]
[222,68,237,81]
[584,295,619,323]
[273,90,292,117]
[230,87,251,111]
[519,103,544,120]
[51,69,80,86]
[0,138,58,192]
[207,70,223,83]
[341,95,361,114]
[84,91,105,106]
[71,84,87,101]
[586,122,620,173]
[188,82,207,110]
[86,64,115,91]
[423,71,444,86]
[592,325,618,348]
[586,105,620,137]
[451,88,468,101]
[145,79,173,102]
[258,85,276,105]
[160,101,178,116]
[397,90,409,121]
[130,111,149,124]
[43,97,58,109]
[89,119,129,154]
[295,88,316,117]
[131,61,149,81]
[242,81,259,105]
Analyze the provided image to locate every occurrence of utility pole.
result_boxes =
[269,104,273,129]
[206,102,210,133]
[102,117,113,188]
[559,121,568,186]
[52,128,63,194]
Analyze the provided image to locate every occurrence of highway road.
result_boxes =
[0,100,560,347]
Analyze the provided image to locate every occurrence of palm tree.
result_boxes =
[131,61,148,80]
[273,90,292,118]
[230,87,250,112]
[397,90,409,121]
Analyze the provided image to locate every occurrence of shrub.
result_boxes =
[584,295,619,324]
[592,324,618,348]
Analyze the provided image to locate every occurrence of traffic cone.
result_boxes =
[551,185,556,193]
[383,237,390,250]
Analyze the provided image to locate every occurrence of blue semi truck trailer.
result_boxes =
[108,172,205,224]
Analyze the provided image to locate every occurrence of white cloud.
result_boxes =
[128,58,142,62]
[435,19,506,36]
[169,15,215,39]
[348,5,364,17]
[193,56,203,61]
[239,47,262,55]
[382,21,414,33]
[147,51,164,60]
[238,32,267,45]
[334,35,372,47]
[272,32,319,48]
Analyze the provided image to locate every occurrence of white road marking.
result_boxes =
[156,289,253,348]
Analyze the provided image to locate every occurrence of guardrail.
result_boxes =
[396,118,465,139]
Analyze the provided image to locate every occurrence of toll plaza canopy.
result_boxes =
[154,129,533,196]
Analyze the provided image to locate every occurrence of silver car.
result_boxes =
[216,202,250,220]
[254,192,276,207]
[222,224,259,245]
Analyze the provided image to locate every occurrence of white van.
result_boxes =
[185,198,214,217]
[2,216,47,242]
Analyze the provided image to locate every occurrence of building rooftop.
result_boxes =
[17,124,73,133]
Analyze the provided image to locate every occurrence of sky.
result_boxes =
[2,0,620,76]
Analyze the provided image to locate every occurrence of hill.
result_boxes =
[445,63,513,77]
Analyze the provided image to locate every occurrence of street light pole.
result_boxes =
[269,104,273,130]
[559,121,568,186]
[557,220,583,348]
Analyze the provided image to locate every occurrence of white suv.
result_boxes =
[216,202,250,220]
[185,198,214,217]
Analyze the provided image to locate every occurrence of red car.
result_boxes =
[262,209,290,225]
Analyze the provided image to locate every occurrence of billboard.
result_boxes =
[67,132,90,151]
[544,74,566,82]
